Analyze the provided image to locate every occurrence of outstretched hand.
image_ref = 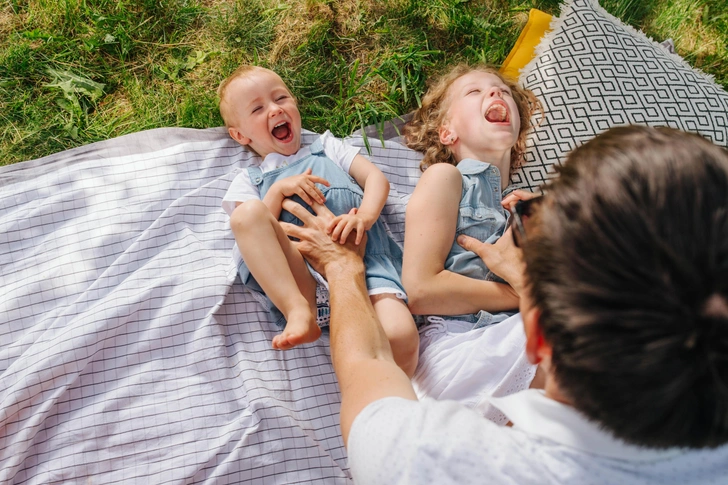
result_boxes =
[280,199,366,277]
[457,227,526,296]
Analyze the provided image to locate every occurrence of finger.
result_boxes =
[310,183,326,203]
[502,189,538,209]
[501,194,521,210]
[327,215,342,234]
[303,167,313,175]
[355,222,364,245]
[282,199,316,224]
[501,195,517,209]
[280,221,306,239]
[349,207,358,215]
[340,220,356,244]
[307,175,330,187]
[317,186,326,202]
[303,183,323,204]
[308,200,336,218]
[331,220,345,242]
[457,234,489,256]
[296,187,314,206]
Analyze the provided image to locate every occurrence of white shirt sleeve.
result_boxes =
[319,130,360,174]
[221,170,261,216]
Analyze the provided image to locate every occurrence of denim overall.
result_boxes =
[238,137,406,327]
[440,158,514,328]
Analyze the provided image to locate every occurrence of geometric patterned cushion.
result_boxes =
[512,0,728,191]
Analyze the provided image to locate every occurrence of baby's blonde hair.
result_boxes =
[403,64,543,173]
[217,65,289,127]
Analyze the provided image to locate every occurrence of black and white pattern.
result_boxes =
[512,0,728,191]
[0,128,422,484]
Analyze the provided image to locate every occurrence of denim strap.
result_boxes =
[246,166,264,187]
[309,136,325,155]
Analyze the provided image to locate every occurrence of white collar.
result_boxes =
[260,146,310,171]
[489,389,683,461]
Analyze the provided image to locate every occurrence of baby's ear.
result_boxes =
[228,127,251,146]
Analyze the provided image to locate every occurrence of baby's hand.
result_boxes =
[273,168,330,205]
[327,208,370,245]
[501,189,539,211]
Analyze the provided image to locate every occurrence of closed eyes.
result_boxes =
[251,93,290,113]
[466,87,511,96]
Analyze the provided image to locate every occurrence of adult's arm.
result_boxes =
[403,163,519,315]
[279,199,417,445]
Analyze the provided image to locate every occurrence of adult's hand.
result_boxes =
[279,199,366,277]
[501,189,540,211]
[458,227,526,296]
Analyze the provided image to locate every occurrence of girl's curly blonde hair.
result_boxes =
[403,64,543,173]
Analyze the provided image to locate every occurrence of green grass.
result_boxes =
[1,0,727,165]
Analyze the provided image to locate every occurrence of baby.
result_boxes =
[218,66,418,376]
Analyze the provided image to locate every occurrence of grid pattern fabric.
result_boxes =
[512,0,728,191]
[0,128,422,484]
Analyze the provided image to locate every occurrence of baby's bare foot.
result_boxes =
[272,307,321,350]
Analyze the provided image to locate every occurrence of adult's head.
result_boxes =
[404,64,541,172]
[218,65,302,158]
[522,125,728,448]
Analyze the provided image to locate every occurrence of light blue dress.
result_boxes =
[238,136,406,327]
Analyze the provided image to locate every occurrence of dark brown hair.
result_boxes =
[525,125,728,448]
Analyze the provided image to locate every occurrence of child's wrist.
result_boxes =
[356,211,377,229]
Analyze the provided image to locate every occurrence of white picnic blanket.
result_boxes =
[0,128,423,484]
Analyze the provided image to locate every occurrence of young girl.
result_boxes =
[402,64,542,322]
[218,66,418,376]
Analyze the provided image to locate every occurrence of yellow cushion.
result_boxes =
[500,9,553,81]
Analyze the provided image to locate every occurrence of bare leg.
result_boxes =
[231,200,320,349]
[371,294,419,378]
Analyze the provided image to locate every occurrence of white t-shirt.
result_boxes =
[221,130,360,216]
[348,390,728,484]
[412,314,537,425]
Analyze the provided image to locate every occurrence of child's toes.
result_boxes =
[272,334,289,350]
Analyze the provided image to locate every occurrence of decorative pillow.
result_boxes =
[500,8,553,81]
[513,0,728,191]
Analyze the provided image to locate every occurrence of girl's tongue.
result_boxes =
[272,122,291,140]
[485,104,508,123]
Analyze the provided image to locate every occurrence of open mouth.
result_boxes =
[272,121,293,142]
[484,101,510,123]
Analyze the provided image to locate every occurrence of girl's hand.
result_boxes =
[501,189,539,211]
[327,208,371,245]
[272,168,330,205]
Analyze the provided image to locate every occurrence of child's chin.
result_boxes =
[280,141,301,155]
